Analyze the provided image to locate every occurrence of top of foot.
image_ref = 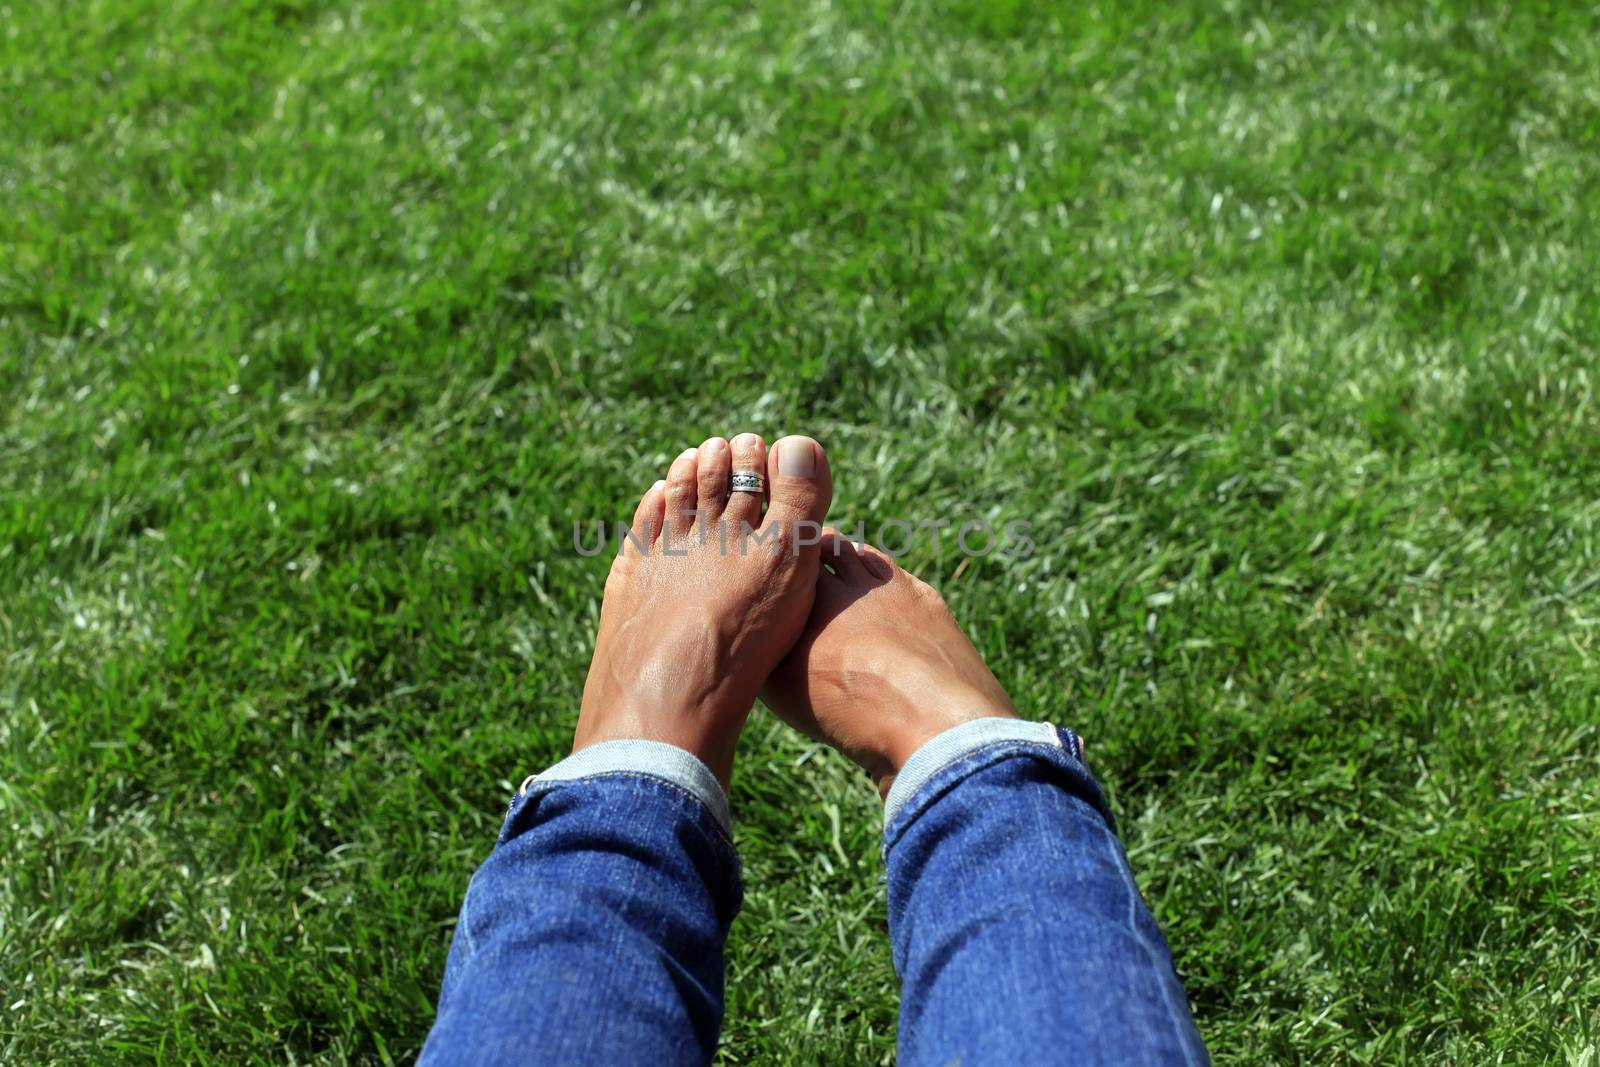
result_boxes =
[574,433,832,787]
[760,530,1017,796]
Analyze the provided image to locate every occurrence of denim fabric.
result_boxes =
[886,722,1208,1066]
[422,728,1207,1066]
[883,716,1088,829]
[419,767,740,1066]
[518,737,733,833]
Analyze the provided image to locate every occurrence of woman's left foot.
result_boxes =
[573,433,833,787]
[760,529,1017,797]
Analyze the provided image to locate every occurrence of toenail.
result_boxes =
[732,433,758,448]
[680,448,698,460]
[651,480,666,492]
[704,438,728,454]
[778,439,816,477]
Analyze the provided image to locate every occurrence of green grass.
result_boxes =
[3,0,1599,1062]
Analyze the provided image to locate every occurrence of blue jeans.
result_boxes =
[421,720,1208,1065]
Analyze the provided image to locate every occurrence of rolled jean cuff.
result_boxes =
[882,718,1104,839]
[516,739,732,835]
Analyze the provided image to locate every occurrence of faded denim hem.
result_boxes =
[516,738,732,835]
[882,719,1110,859]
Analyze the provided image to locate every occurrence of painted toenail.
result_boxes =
[778,439,816,478]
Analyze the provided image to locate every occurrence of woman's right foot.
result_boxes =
[760,530,1018,797]
[574,434,833,789]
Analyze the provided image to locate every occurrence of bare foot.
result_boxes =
[760,530,1017,797]
[574,433,833,788]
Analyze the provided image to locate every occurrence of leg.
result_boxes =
[422,434,832,1066]
[883,722,1207,1065]
[422,759,739,1066]
[763,533,1209,1066]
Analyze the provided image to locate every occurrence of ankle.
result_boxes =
[867,698,1019,799]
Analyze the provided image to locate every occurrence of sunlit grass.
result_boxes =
[3,0,1598,1062]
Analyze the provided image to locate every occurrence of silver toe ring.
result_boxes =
[730,470,765,494]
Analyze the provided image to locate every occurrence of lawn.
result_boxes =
[3,0,1599,1062]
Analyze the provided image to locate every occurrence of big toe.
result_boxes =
[764,436,832,539]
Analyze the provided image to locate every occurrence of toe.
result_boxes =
[695,436,731,525]
[722,432,767,533]
[763,436,832,545]
[818,527,860,576]
[625,479,667,553]
[853,538,896,581]
[664,447,700,541]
